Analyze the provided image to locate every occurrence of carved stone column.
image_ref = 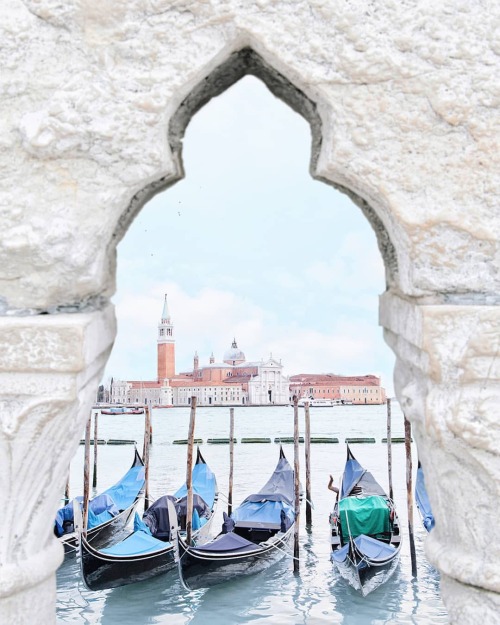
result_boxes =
[380,291,500,623]
[0,306,116,624]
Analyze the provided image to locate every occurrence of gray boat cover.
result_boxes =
[192,531,258,553]
[341,449,386,498]
[143,495,174,541]
[174,493,211,520]
[242,455,295,506]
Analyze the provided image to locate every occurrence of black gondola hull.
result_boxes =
[80,536,176,591]
[178,528,293,590]
[332,543,401,596]
[60,500,140,555]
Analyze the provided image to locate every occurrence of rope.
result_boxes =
[178,526,300,563]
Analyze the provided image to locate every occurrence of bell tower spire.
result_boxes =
[157,293,175,381]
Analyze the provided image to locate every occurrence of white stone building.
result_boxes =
[109,378,173,407]
[247,357,290,405]
[170,342,290,406]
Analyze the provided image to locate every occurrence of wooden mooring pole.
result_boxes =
[149,401,153,445]
[64,474,70,505]
[293,396,300,572]
[185,397,197,546]
[82,414,91,536]
[143,405,151,510]
[92,411,98,488]
[386,398,394,500]
[304,401,312,526]
[228,407,234,516]
[405,416,418,577]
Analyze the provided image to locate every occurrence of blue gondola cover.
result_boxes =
[231,499,294,526]
[101,529,168,556]
[415,466,435,532]
[174,461,217,509]
[54,460,145,537]
[353,535,396,562]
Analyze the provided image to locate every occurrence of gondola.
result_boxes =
[55,447,145,554]
[415,461,435,532]
[79,448,218,590]
[178,446,296,590]
[329,446,402,596]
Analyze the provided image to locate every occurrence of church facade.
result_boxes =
[109,295,290,406]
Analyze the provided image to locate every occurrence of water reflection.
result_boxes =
[187,559,294,625]
[330,570,404,625]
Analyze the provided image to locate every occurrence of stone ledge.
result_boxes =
[380,291,500,383]
[0,305,116,373]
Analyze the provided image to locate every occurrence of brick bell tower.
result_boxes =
[157,293,175,381]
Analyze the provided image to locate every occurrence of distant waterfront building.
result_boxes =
[110,378,173,406]
[170,340,290,406]
[106,295,385,407]
[289,373,386,405]
[108,295,289,406]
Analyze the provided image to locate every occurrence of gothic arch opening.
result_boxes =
[114,48,399,292]
[105,46,399,401]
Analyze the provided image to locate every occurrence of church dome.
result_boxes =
[223,339,245,364]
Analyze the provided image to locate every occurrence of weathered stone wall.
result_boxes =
[0,1,498,623]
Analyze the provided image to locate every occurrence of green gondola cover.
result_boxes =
[339,495,390,540]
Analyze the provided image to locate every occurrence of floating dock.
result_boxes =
[381,437,412,443]
[274,436,305,443]
[241,437,272,443]
[310,437,339,443]
[344,437,376,444]
[207,437,237,444]
[107,439,137,445]
[173,438,204,445]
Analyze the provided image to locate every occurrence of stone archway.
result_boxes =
[0,3,498,624]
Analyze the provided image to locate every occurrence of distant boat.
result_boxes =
[415,461,435,532]
[177,446,296,590]
[55,448,145,554]
[330,446,402,596]
[79,448,217,590]
[100,406,144,415]
[297,396,343,407]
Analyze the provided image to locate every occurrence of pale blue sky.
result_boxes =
[106,76,395,394]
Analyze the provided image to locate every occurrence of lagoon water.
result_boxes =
[57,404,448,624]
